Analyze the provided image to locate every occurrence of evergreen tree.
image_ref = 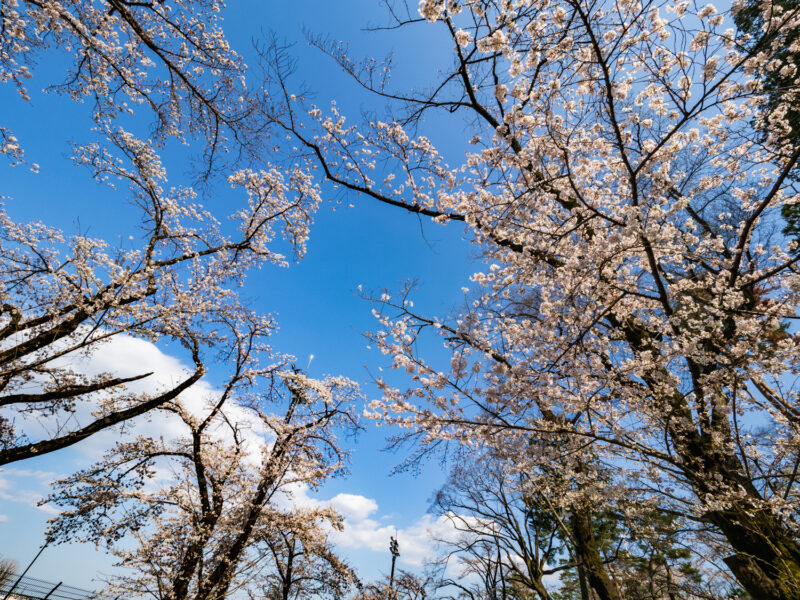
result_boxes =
[734,0,800,239]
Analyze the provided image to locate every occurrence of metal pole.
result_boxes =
[2,542,49,600]
[42,582,62,600]
[389,535,399,595]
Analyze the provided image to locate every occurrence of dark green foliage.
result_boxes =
[551,509,737,600]
[734,0,800,240]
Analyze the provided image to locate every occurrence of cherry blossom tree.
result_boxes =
[0,124,321,465]
[355,570,435,600]
[248,510,359,600]
[0,0,323,466]
[733,0,800,241]
[43,358,361,600]
[0,9,356,600]
[0,0,256,172]
[265,0,800,597]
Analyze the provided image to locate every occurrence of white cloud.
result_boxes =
[5,334,202,449]
[327,510,455,567]
[62,334,220,446]
[7,332,275,462]
[285,485,454,568]
[328,493,379,520]
[0,468,60,514]
[67,335,187,384]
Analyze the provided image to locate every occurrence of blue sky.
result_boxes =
[0,0,480,590]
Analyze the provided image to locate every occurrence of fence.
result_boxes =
[0,574,99,600]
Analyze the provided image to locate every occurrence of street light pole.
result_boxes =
[389,535,399,594]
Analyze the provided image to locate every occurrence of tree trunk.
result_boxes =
[674,418,800,600]
[708,507,800,600]
[577,563,592,600]
[640,349,800,600]
[168,429,223,600]
[281,542,295,600]
[196,452,284,600]
[528,575,553,600]
[195,396,300,600]
[569,507,621,600]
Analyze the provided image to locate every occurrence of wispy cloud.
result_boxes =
[0,468,60,514]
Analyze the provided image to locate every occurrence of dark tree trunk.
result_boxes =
[529,577,553,600]
[281,541,295,600]
[709,508,800,600]
[569,507,621,600]
[627,332,800,600]
[577,563,592,600]
[194,394,302,600]
[674,409,800,600]
[196,445,286,600]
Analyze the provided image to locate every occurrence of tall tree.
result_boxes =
[44,358,360,600]
[0,0,321,466]
[267,0,800,597]
[432,454,570,600]
[433,452,730,600]
[249,508,359,600]
[733,0,800,239]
